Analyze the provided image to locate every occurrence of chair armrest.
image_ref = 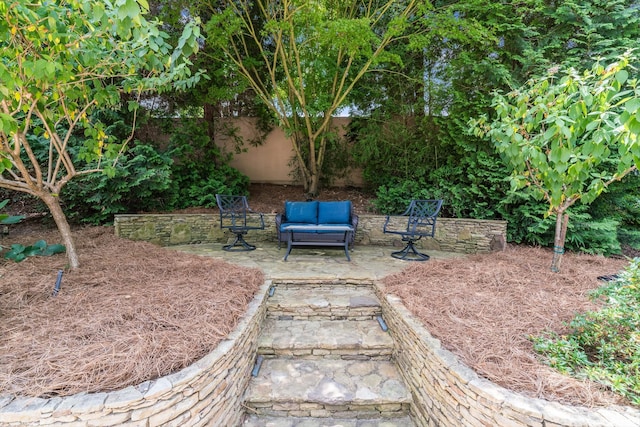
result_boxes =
[275,213,284,242]
[349,214,359,247]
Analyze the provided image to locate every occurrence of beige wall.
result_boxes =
[216,117,364,187]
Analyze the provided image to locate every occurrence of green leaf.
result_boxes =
[42,244,66,256]
[23,245,43,257]
[615,70,629,85]
[586,120,600,132]
[137,0,149,12]
[0,215,24,225]
[543,126,557,141]
[625,98,640,115]
[32,240,47,250]
[8,252,27,262]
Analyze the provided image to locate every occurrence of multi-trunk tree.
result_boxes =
[205,0,429,196]
[0,0,201,268]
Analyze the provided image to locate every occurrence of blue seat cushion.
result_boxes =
[318,201,351,224]
[285,201,319,223]
[315,224,352,233]
[280,222,314,232]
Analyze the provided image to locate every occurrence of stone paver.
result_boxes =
[171,242,463,281]
[242,415,415,426]
[266,286,381,320]
[258,319,393,359]
[245,359,412,416]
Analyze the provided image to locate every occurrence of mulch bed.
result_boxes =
[0,226,263,397]
[0,184,636,409]
[383,245,630,407]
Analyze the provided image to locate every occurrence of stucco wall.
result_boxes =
[113,214,507,255]
[213,117,363,186]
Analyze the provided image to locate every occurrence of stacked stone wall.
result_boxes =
[3,279,640,426]
[0,283,271,427]
[376,287,640,427]
[114,214,507,254]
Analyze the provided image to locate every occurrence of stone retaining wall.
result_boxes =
[3,279,639,426]
[0,282,271,427]
[376,287,640,427]
[114,214,507,254]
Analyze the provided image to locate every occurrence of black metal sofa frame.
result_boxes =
[275,200,359,260]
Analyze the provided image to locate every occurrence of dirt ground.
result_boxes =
[0,184,635,408]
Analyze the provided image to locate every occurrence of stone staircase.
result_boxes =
[242,283,416,426]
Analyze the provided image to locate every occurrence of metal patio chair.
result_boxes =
[383,199,443,261]
[215,194,265,251]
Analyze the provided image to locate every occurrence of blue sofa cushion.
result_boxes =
[318,201,351,224]
[280,222,314,232]
[285,201,319,223]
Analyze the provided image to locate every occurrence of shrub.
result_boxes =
[373,178,433,215]
[62,143,177,224]
[3,240,66,263]
[532,258,640,405]
[164,119,249,209]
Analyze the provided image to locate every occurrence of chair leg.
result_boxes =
[223,232,257,251]
[391,239,430,261]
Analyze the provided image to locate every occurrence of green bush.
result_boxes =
[496,192,622,256]
[532,258,640,405]
[350,116,436,190]
[373,178,434,215]
[3,240,66,262]
[183,163,249,208]
[62,143,177,224]
[589,173,640,253]
[165,119,249,209]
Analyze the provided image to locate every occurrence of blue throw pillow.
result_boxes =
[285,201,319,223]
[318,201,351,224]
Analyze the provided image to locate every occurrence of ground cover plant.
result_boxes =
[0,184,636,408]
[532,259,640,405]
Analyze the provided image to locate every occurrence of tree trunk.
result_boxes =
[41,193,80,269]
[308,172,320,198]
[550,211,569,273]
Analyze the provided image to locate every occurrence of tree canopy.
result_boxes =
[205,0,431,195]
[473,52,640,271]
[0,0,202,268]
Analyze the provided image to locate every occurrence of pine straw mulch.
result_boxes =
[382,245,632,407]
[1,184,637,409]
[0,225,264,398]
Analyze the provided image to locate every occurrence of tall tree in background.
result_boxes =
[206,0,429,196]
[0,0,201,268]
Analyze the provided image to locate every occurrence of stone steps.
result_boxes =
[266,285,381,320]
[244,359,412,418]
[243,283,415,426]
[257,319,393,360]
[242,415,415,426]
